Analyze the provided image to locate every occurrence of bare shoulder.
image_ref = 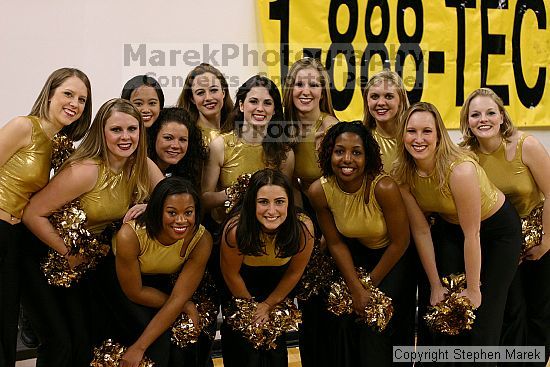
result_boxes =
[116,222,138,243]
[115,222,140,257]
[374,175,399,192]
[61,159,100,181]
[450,159,477,179]
[522,134,548,158]
[321,115,338,131]
[2,116,34,133]
[307,179,325,206]
[0,116,34,150]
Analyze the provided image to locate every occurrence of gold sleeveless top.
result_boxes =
[476,135,543,218]
[242,213,310,267]
[293,113,326,188]
[220,132,266,190]
[0,116,53,218]
[113,221,205,275]
[321,174,390,249]
[80,161,132,234]
[200,125,220,148]
[411,156,499,224]
[372,129,397,173]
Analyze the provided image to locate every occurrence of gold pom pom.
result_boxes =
[326,267,393,331]
[295,238,335,301]
[171,271,219,348]
[41,200,111,287]
[424,273,476,336]
[226,298,301,350]
[521,205,543,256]
[51,134,75,173]
[90,339,155,367]
[225,173,252,213]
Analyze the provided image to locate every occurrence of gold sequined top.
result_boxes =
[80,161,132,234]
[411,156,499,224]
[373,128,397,173]
[220,132,266,190]
[242,213,309,267]
[476,135,543,218]
[293,113,326,188]
[0,116,52,218]
[321,173,390,249]
[200,125,220,148]
[113,221,205,275]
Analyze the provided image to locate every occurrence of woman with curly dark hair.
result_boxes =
[220,168,314,367]
[308,121,410,366]
[147,107,207,187]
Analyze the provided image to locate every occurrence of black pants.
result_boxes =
[325,241,412,367]
[221,264,290,367]
[19,231,92,367]
[430,200,522,364]
[0,221,22,367]
[502,250,550,367]
[109,266,202,367]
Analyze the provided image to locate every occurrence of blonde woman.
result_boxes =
[460,88,549,362]
[362,69,409,171]
[282,57,338,192]
[22,99,163,367]
[0,67,91,367]
[394,102,521,348]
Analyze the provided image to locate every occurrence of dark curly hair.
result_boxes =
[147,107,207,186]
[224,75,291,168]
[318,121,382,178]
[223,169,311,258]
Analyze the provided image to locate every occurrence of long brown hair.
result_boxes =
[176,63,234,131]
[30,68,92,141]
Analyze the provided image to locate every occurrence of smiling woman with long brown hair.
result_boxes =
[0,67,91,367]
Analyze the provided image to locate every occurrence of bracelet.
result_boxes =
[61,248,70,258]
[262,300,272,308]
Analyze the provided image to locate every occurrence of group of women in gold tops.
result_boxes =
[0,58,548,367]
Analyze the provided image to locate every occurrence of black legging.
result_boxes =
[19,230,92,367]
[0,221,22,367]
[430,200,522,351]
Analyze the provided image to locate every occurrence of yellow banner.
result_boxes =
[257,0,549,128]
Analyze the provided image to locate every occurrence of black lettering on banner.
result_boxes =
[327,0,358,111]
[513,0,546,107]
[396,0,424,103]
[445,0,477,106]
[481,0,509,104]
[269,0,290,80]
[360,0,390,90]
